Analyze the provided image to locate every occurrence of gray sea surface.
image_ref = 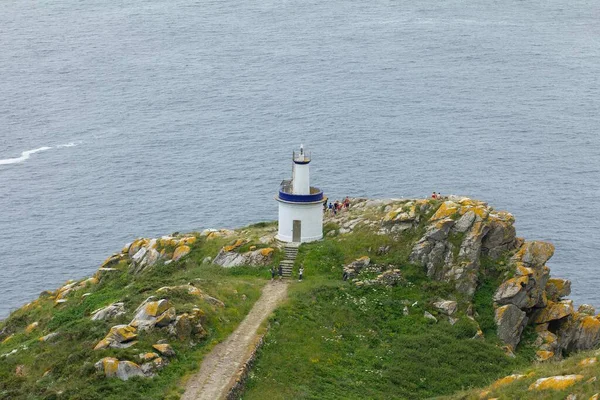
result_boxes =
[0,0,599,318]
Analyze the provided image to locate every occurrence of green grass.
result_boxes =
[0,235,272,400]
[242,229,531,400]
[446,348,600,400]
[243,281,523,399]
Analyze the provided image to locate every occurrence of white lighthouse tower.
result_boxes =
[275,145,324,243]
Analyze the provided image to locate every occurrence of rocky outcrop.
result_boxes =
[403,198,600,359]
[546,278,571,301]
[490,238,600,358]
[410,199,518,297]
[91,302,126,321]
[213,247,274,268]
[495,304,528,351]
[343,256,371,279]
[126,235,197,273]
[433,300,457,316]
[157,285,225,308]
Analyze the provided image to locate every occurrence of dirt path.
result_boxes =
[181,281,288,400]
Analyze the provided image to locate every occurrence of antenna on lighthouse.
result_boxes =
[300,144,304,156]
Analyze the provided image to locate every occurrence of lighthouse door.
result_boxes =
[292,220,301,242]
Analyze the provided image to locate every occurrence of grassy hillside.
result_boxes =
[242,225,535,399]
[447,348,600,399]
[0,232,271,400]
[1,198,597,400]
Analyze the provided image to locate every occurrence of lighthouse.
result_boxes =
[275,146,324,243]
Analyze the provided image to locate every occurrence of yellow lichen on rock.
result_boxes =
[152,343,175,357]
[93,338,111,350]
[112,325,137,341]
[145,300,171,317]
[535,350,554,361]
[533,300,574,324]
[260,248,274,257]
[515,263,535,277]
[528,375,584,390]
[490,374,526,389]
[590,393,599,400]
[429,201,459,221]
[101,357,120,377]
[581,315,600,334]
[578,357,597,367]
[2,334,14,344]
[139,352,159,362]
[172,245,191,261]
[181,236,197,245]
[25,322,39,334]
[383,209,400,222]
[513,241,555,267]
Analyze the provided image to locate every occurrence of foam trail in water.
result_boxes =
[0,142,80,166]
[56,142,78,148]
[0,147,53,165]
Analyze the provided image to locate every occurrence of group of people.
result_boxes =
[325,196,351,215]
[431,192,445,200]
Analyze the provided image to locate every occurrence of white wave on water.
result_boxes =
[0,142,80,165]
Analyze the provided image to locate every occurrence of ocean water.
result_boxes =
[0,0,598,319]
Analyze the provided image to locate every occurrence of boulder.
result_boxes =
[155,307,176,328]
[95,357,145,380]
[25,322,39,334]
[536,350,554,361]
[425,218,455,241]
[213,248,274,268]
[545,278,571,301]
[169,314,193,341]
[39,332,60,342]
[94,357,119,378]
[433,300,458,316]
[138,352,159,362]
[513,241,555,268]
[578,357,597,367]
[557,313,600,352]
[130,298,172,331]
[374,269,404,286]
[494,249,551,309]
[424,312,437,323]
[152,343,175,357]
[157,284,202,297]
[342,256,371,279]
[481,212,517,259]
[94,325,137,350]
[453,211,476,233]
[91,303,126,321]
[495,304,528,350]
[172,245,191,261]
[532,300,574,324]
[528,375,584,391]
[141,357,166,375]
[493,276,532,308]
[490,374,526,390]
[533,326,559,357]
[578,304,596,316]
[116,361,145,381]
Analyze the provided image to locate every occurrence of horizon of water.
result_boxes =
[1,0,599,319]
